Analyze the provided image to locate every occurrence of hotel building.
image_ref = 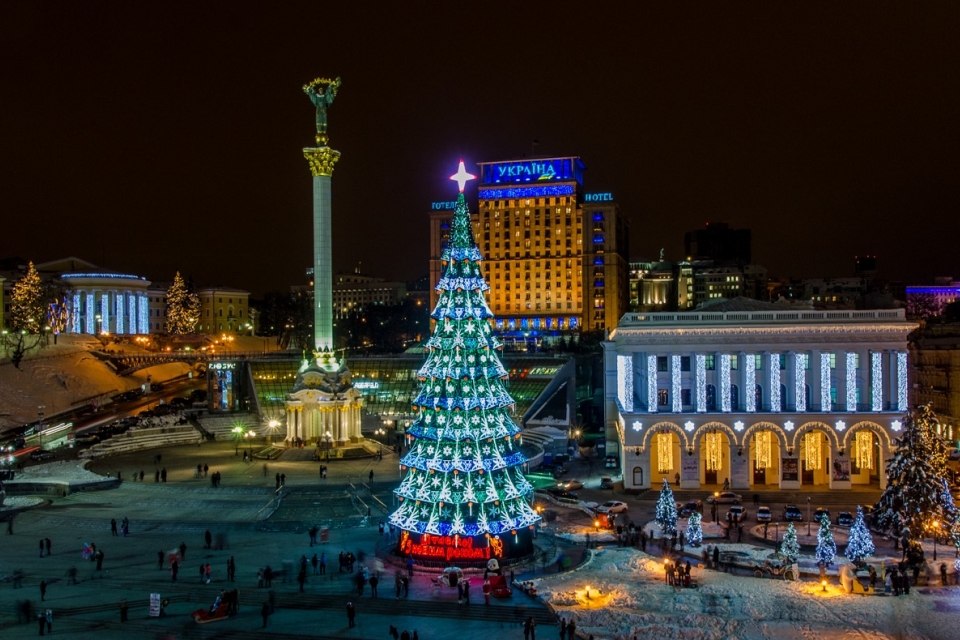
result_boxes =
[603,302,916,492]
[429,156,629,339]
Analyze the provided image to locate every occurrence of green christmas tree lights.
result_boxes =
[655,479,678,535]
[844,505,875,565]
[781,522,800,562]
[389,162,539,549]
[816,516,837,566]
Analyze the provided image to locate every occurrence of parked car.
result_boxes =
[599,476,615,489]
[604,455,618,469]
[783,505,804,521]
[836,511,855,526]
[544,487,579,501]
[678,500,703,518]
[727,505,749,522]
[813,508,830,523]
[756,506,772,522]
[707,491,742,505]
[29,450,53,461]
[596,500,629,514]
[560,479,584,491]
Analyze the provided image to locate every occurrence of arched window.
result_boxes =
[731,384,740,411]
[633,466,644,486]
[755,384,763,411]
[706,385,717,411]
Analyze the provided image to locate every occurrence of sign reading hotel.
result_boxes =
[399,531,503,562]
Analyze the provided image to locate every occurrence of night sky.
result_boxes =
[2,3,958,297]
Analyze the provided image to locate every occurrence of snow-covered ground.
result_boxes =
[534,546,959,640]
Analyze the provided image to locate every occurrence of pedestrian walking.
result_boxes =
[155,469,160,483]
[96,550,104,570]
[407,556,414,578]
[111,519,118,536]
[179,542,187,560]
[560,617,567,640]
[320,552,326,575]
[483,579,491,605]
[38,612,45,636]
[346,601,356,628]
[228,556,236,582]
[7,515,13,534]
[457,581,464,603]
[200,564,205,583]
[369,470,374,482]
[310,554,319,575]
[203,463,209,477]
[280,473,286,486]
[298,568,306,592]
[941,563,948,585]
[45,538,51,556]
[261,601,270,628]
[524,615,537,640]
[713,546,720,569]
[257,569,264,588]
[40,580,46,601]
[161,467,167,482]
[463,578,470,605]
[158,550,164,569]
[171,559,179,582]
[205,563,211,583]
[120,599,128,622]
[45,608,51,633]
[205,530,212,549]
[356,571,365,596]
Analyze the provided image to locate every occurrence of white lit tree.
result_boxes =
[781,522,800,562]
[816,517,837,566]
[10,262,45,333]
[844,505,875,565]
[164,272,200,334]
[873,405,959,561]
[686,511,703,547]
[655,479,678,535]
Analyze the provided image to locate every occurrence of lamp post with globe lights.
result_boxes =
[245,429,257,458]
[267,419,280,445]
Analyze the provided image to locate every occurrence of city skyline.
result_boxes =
[2,3,958,297]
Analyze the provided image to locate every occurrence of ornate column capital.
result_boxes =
[303,147,341,177]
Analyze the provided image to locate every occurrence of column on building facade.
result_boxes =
[71,292,82,333]
[845,350,858,412]
[794,351,806,412]
[784,350,795,411]
[114,291,124,335]
[646,353,657,413]
[767,351,781,412]
[744,350,756,412]
[817,350,829,412]
[671,354,682,413]
[695,353,707,412]
[896,351,908,411]
[128,295,137,334]
[617,353,634,412]
[719,353,732,412]
[870,350,883,411]
[99,291,109,333]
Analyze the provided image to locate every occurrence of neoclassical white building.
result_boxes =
[603,304,916,492]
[61,271,152,335]
[284,359,363,446]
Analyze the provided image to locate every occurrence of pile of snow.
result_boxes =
[535,546,955,640]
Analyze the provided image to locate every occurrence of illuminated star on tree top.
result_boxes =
[449,159,476,193]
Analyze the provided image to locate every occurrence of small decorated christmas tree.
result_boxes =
[844,506,875,565]
[816,516,837,566]
[686,511,703,547]
[165,272,200,334]
[655,479,678,535]
[781,522,800,561]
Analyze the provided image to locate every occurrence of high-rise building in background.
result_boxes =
[684,222,751,264]
[429,156,630,343]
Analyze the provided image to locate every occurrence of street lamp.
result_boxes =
[714,492,720,524]
[245,429,257,457]
[95,314,102,336]
[323,430,332,461]
[267,419,280,444]
[38,405,45,450]
[932,521,940,561]
[232,426,244,456]
[807,497,812,536]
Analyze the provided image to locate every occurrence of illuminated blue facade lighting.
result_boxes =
[769,352,781,412]
[720,354,731,412]
[897,351,908,411]
[695,354,706,412]
[617,355,634,412]
[845,352,858,412]
[647,354,658,412]
[671,355,682,413]
[85,293,95,334]
[821,352,832,411]
[745,353,756,412]
[871,351,883,411]
[128,296,137,334]
[795,353,807,412]
[115,293,124,335]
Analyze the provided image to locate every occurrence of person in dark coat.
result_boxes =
[179,542,187,560]
[96,550,104,570]
[261,601,270,628]
[45,538,51,556]
[39,581,46,601]
[158,550,164,569]
[346,601,356,627]
[712,546,720,569]
[205,530,212,549]
[120,599,128,622]
[369,574,379,598]
[111,519,118,536]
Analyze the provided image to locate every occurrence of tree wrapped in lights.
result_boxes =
[816,517,837,566]
[389,162,539,561]
[686,511,703,547]
[164,272,200,334]
[844,505,875,565]
[781,522,800,562]
[873,405,958,561]
[11,262,45,333]
[655,479,678,535]
[47,297,69,345]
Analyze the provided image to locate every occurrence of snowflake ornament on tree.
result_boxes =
[655,479,678,535]
[781,522,800,562]
[686,511,703,547]
[816,516,837,566]
[844,505,875,565]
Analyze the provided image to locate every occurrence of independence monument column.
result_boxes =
[303,77,341,366]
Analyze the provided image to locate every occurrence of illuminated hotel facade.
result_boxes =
[604,306,916,492]
[428,156,629,339]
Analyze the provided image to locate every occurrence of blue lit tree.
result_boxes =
[655,479,678,535]
[781,522,800,562]
[844,506,875,565]
[389,162,539,560]
[686,511,703,547]
[816,517,837,566]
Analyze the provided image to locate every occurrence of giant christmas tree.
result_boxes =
[390,161,539,563]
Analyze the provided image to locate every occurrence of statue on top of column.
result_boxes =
[303,77,341,146]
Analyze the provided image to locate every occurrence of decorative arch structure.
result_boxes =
[791,421,841,451]
[741,421,789,450]
[842,421,893,451]
[641,421,690,450]
[696,421,738,447]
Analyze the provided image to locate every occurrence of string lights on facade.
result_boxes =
[795,353,807,412]
[647,355,658,412]
[657,432,673,473]
[695,354,707,412]
[769,352,781,411]
[755,431,771,470]
[871,351,883,412]
[846,352,858,412]
[617,355,634,412]
[805,432,821,470]
[720,354,731,412]
[820,352,832,412]
[671,355,682,413]
[897,352,908,411]
[745,353,756,412]
[855,431,873,469]
[705,432,722,471]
